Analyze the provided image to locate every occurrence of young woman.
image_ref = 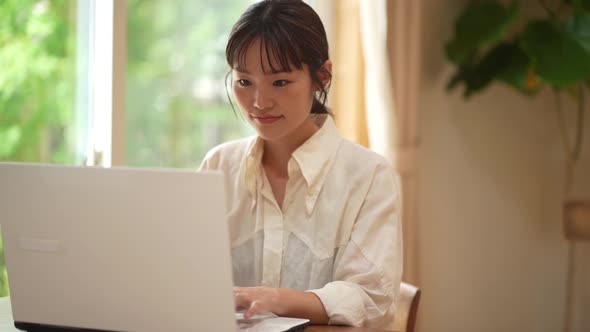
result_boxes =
[199,0,402,328]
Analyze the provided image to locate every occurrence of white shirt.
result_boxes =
[199,115,403,328]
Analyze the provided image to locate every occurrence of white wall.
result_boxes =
[416,1,590,331]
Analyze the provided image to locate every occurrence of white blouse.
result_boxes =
[199,115,403,328]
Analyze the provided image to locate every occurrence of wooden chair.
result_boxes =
[392,282,421,332]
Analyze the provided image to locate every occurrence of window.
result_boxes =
[0,0,81,164]
[125,0,253,168]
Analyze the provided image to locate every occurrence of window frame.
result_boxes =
[81,0,126,167]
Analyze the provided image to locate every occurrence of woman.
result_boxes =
[199,0,402,328]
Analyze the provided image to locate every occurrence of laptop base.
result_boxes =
[15,322,113,332]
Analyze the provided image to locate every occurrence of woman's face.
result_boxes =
[231,39,318,144]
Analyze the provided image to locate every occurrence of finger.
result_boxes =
[244,300,265,319]
[234,291,251,311]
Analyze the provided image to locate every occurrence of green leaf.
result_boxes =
[0,125,22,157]
[447,42,539,97]
[495,44,540,94]
[446,1,520,65]
[565,9,590,52]
[566,0,590,11]
[520,19,590,87]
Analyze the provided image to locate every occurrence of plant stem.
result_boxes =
[572,84,586,162]
[564,242,575,332]
[553,89,574,196]
[539,0,556,18]
[556,0,567,15]
[554,90,572,159]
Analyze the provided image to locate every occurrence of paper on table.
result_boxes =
[236,312,310,332]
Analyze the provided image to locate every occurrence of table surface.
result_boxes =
[0,297,18,332]
[305,326,392,331]
[0,297,392,331]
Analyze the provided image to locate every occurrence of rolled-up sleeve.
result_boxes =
[308,163,403,327]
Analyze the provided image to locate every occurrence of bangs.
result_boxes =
[228,27,305,74]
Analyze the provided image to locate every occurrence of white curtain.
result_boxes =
[359,0,397,162]
[360,0,423,286]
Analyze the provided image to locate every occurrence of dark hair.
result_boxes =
[225,0,331,114]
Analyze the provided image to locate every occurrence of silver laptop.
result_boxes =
[0,163,236,331]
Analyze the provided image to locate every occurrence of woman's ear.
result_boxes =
[317,60,332,88]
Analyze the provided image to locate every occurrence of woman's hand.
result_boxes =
[234,287,283,319]
[233,286,330,324]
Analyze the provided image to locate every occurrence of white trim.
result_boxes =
[83,0,125,167]
[75,0,92,166]
[92,0,114,167]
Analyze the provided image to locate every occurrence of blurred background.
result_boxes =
[0,0,589,332]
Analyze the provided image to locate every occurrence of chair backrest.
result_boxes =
[392,282,421,332]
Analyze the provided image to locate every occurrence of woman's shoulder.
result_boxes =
[205,136,257,157]
[337,139,393,170]
[200,136,257,171]
[334,140,401,196]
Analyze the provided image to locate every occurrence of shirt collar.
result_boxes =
[291,115,342,189]
[244,115,343,214]
[244,136,264,201]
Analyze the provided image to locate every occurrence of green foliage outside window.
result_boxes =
[0,0,77,164]
[126,0,254,168]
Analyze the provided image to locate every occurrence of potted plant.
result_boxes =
[445,0,590,240]
[445,1,590,330]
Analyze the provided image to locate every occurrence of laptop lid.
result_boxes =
[0,163,236,332]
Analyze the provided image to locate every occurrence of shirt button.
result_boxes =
[307,187,314,196]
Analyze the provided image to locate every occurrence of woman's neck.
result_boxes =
[262,118,319,178]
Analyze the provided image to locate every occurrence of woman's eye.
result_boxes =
[273,80,289,87]
[237,79,251,86]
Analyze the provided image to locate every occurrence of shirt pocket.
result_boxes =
[280,232,334,290]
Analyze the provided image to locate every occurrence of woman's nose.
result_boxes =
[253,88,274,110]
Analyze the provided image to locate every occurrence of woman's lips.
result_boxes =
[251,115,283,124]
